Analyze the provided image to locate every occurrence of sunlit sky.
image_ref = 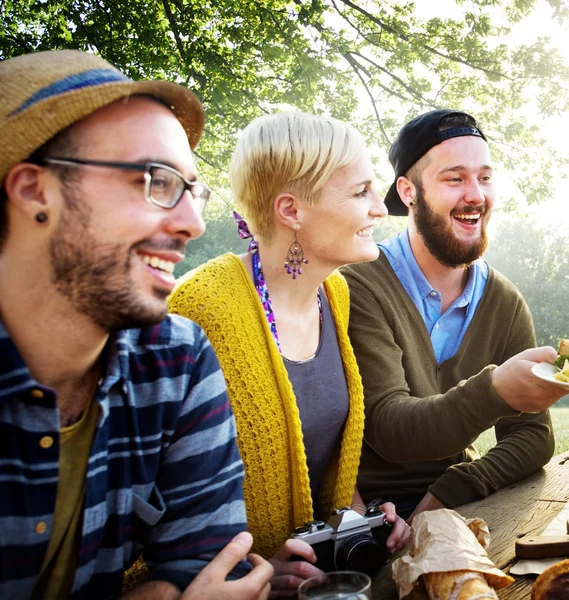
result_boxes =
[411,0,569,227]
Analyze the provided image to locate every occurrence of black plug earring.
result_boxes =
[35,212,48,223]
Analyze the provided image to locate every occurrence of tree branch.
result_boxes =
[294,0,412,137]
[350,51,434,106]
[262,3,314,81]
[193,149,226,173]
[71,9,103,56]
[1,32,33,54]
[338,0,514,81]
[202,125,233,143]
[93,0,115,61]
[160,0,211,89]
[346,52,412,103]
[433,77,453,105]
[328,0,437,105]
[343,52,390,146]
[161,0,187,64]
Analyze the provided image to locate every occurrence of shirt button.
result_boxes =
[430,291,437,297]
[35,521,47,535]
[39,436,54,449]
[31,389,44,399]
[434,323,440,330]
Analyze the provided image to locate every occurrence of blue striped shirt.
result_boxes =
[380,231,488,363]
[0,315,248,599]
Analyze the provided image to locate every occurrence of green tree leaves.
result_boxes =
[2,0,568,206]
[485,218,568,348]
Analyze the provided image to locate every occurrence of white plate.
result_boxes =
[532,362,569,391]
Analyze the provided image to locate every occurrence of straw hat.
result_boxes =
[0,49,205,185]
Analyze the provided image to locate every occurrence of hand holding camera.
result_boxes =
[291,502,392,578]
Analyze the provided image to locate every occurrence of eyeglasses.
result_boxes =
[39,157,211,214]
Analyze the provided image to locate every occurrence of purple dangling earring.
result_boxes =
[284,228,308,279]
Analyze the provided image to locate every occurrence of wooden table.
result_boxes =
[372,450,569,599]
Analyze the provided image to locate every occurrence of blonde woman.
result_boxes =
[169,112,410,597]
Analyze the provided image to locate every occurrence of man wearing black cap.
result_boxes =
[342,109,565,522]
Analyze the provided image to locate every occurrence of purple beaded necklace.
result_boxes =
[252,251,282,352]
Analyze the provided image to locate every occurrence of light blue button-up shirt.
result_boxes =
[380,230,488,364]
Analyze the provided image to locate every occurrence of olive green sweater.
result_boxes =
[342,254,554,508]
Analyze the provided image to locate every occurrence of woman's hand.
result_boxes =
[381,502,412,553]
[268,538,323,598]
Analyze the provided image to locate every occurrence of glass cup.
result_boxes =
[297,571,372,599]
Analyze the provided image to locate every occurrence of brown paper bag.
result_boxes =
[392,509,513,599]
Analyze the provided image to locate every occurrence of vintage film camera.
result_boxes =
[291,501,391,577]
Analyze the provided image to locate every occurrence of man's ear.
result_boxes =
[3,163,50,222]
[396,176,416,210]
[274,192,301,230]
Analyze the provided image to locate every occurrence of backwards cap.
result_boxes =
[384,109,486,216]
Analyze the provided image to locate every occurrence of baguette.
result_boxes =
[424,570,498,600]
[392,510,514,600]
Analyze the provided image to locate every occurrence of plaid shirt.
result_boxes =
[0,314,248,599]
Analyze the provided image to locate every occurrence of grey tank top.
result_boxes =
[283,292,350,516]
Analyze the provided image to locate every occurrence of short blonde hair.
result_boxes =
[229,111,365,240]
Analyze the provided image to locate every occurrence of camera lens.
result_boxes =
[335,534,388,578]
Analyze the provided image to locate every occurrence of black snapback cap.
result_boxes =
[384,109,487,216]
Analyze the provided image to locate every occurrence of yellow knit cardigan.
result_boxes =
[169,253,365,558]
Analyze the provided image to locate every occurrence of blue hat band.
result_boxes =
[10,69,130,117]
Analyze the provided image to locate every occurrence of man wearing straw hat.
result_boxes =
[0,50,272,599]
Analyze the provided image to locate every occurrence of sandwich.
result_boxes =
[554,339,569,382]
[554,339,569,369]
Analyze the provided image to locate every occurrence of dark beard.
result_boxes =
[49,184,174,332]
[412,183,489,268]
